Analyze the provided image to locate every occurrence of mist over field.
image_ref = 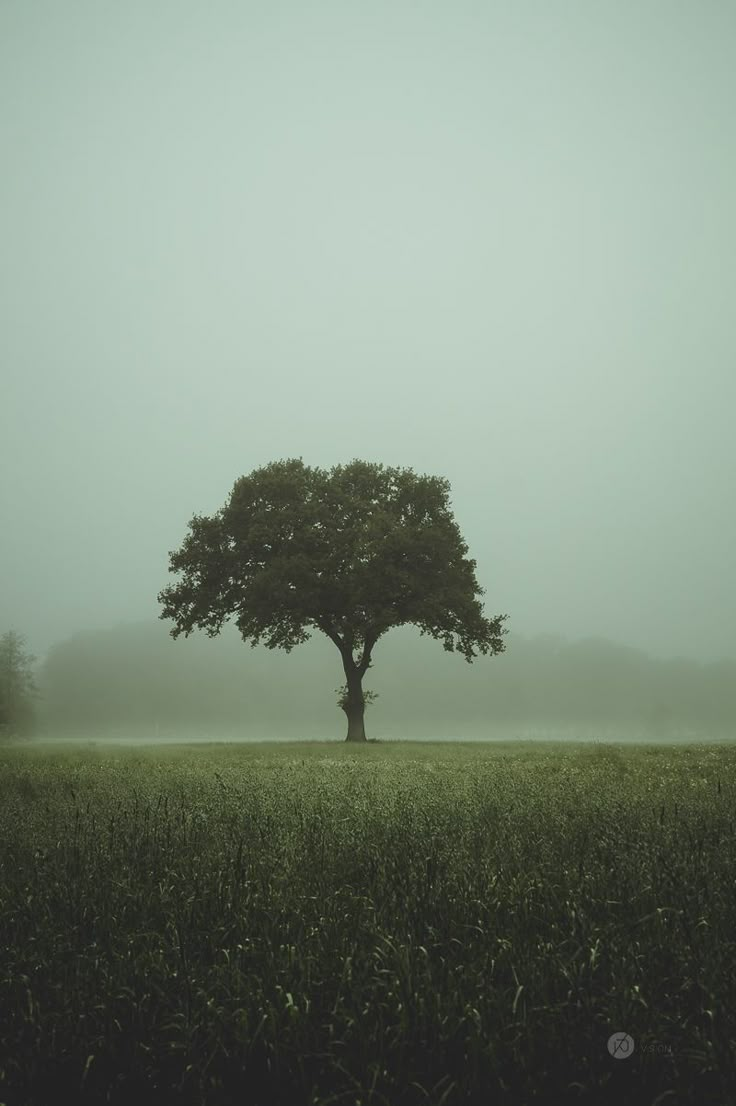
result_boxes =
[33,620,735,743]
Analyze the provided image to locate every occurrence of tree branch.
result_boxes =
[316,618,345,654]
[357,628,379,676]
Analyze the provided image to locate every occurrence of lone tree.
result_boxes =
[0,630,37,738]
[158,459,507,741]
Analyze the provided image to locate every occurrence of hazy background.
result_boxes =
[2,2,735,712]
[36,621,736,741]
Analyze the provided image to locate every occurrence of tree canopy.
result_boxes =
[159,459,507,739]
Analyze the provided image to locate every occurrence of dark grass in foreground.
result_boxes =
[1,740,735,1106]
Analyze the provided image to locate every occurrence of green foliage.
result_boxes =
[1,740,735,1105]
[158,459,507,667]
[335,684,379,713]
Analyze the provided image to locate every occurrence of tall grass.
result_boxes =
[0,740,734,1105]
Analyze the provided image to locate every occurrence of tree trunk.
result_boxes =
[343,666,367,742]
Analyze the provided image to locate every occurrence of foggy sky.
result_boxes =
[2,0,735,664]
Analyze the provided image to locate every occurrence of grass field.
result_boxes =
[1,739,734,1106]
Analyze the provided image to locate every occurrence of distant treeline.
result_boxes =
[35,621,735,739]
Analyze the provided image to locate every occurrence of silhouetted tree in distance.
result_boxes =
[0,630,37,738]
[158,459,508,740]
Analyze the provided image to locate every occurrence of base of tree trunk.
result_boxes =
[344,709,367,741]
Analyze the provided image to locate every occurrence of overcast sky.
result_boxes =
[2,0,734,664]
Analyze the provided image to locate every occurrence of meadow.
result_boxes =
[0,739,734,1106]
